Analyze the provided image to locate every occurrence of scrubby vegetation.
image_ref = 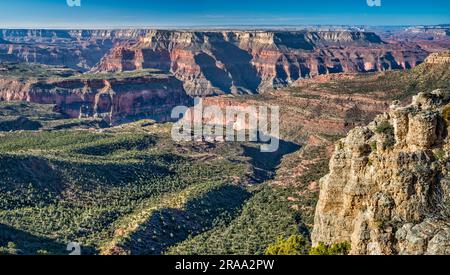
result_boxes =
[374,121,396,148]
[265,235,309,255]
[0,62,78,80]
[310,72,413,98]
[69,69,167,81]
[0,62,166,81]
[166,184,307,255]
[166,144,327,255]
[264,235,350,255]
[309,242,351,255]
[375,121,394,135]
[0,102,108,131]
[0,120,264,254]
[0,102,63,120]
[0,108,311,255]
[299,57,449,102]
[0,242,21,255]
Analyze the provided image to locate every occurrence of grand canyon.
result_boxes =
[0,23,449,256]
[1,28,447,121]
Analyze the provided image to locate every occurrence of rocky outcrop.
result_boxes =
[0,71,190,123]
[93,30,430,96]
[424,51,450,65]
[312,89,450,255]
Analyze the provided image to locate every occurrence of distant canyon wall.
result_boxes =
[0,29,435,96]
[92,30,430,95]
[0,74,190,123]
[0,29,153,71]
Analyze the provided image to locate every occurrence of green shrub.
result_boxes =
[0,242,20,255]
[375,121,395,148]
[265,235,309,255]
[370,141,377,152]
[309,242,351,255]
[433,148,446,162]
[37,250,50,255]
[375,121,394,135]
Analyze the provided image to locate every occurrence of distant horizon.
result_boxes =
[0,23,449,31]
[0,0,449,29]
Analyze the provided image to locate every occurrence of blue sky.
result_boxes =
[0,0,449,28]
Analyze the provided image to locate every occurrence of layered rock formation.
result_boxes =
[181,88,391,138]
[425,52,450,65]
[0,66,190,123]
[93,30,430,95]
[0,29,152,71]
[376,26,450,53]
[405,26,450,37]
[312,89,450,255]
[0,29,437,96]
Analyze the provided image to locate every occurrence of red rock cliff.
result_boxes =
[0,72,190,123]
[93,30,430,95]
